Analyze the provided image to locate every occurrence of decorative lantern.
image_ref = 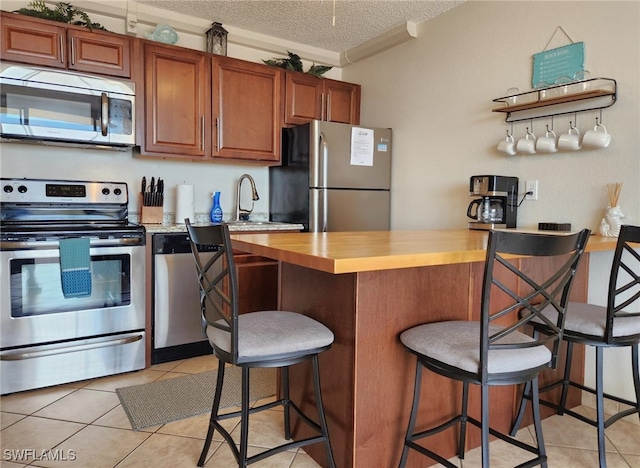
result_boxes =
[206,22,228,56]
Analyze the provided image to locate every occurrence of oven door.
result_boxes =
[0,243,145,349]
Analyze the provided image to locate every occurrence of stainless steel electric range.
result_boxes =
[0,178,146,394]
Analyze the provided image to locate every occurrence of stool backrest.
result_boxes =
[185,220,240,364]
[605,224,640,343]
[480,229,591,380]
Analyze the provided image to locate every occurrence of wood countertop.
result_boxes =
[230,229,619,274]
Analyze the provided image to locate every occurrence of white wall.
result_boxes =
[344,1,639,233]
[342,0,640,400]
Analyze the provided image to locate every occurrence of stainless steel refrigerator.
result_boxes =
[270,120,392,232]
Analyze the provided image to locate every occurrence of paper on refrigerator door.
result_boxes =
[350,127,374,166]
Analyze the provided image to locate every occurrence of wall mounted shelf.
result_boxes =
[492,77,616,123]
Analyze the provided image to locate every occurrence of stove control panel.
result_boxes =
[1,178,128,204]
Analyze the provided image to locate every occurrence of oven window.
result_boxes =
[10,254,131,317]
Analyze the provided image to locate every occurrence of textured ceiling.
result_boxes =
[136,0,463,53]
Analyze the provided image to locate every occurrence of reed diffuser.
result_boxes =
[607,182,623,208]
[599,182,625,237]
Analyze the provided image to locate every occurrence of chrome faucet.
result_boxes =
[235,174,260,221]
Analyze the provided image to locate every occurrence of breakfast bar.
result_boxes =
[231,229,617,468]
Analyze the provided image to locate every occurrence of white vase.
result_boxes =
[599,205,625,237]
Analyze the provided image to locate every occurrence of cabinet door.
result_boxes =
[284,71,322,125]
[323,79,361,124]
[0,13,65,68]
[212,56,282,163]
[143,43,209,158]
[68,29,132,78]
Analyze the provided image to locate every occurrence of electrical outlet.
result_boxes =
[525,180,539,200]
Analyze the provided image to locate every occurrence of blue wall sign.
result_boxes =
[532,42,585,88]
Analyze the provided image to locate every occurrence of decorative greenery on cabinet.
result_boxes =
[14,1,107,30]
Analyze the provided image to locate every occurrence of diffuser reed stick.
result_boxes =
[607,182,623,207]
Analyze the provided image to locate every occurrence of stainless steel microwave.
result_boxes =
[0,64,135,148]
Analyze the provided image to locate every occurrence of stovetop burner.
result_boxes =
[1,178,145,243]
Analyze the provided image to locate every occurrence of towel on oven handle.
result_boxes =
[59,237,92,298]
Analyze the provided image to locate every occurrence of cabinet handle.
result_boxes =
[320,92,326,121]
[326,93,331,121]
[100,92,109,136]
[201,116,205,151]
[215,117,220,152]
[59,35,64,63]
[70,36,75,65]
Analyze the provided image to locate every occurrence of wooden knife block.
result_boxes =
[140,195,163,224]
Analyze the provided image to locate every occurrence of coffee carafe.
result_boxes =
[467,197,504,223]
[467,175,518,230]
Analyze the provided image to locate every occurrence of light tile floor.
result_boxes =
[1,354,639,467]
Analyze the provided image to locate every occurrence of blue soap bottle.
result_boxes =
[210,191,223,223]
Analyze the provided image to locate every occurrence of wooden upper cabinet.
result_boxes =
[143,42,209,158]
[67,29,131,77]
[212,56,282,163]
[0,12,132,78]
[323,78,361,124]
[284,72,323,124]
[1,13,66,68]
[284,71,361,125]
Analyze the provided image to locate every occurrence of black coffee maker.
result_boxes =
[467,175,518,230]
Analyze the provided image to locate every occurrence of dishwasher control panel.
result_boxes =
[152,233,220,254]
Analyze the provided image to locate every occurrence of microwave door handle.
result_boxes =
[100,92,109,136]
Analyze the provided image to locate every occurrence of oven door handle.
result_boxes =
[0,237,143,250]
[0,334,143,361]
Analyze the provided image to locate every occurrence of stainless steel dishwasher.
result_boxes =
[151,233,218,364]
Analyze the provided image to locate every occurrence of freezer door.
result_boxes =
[310,121,391,190]
[310,188,390,232]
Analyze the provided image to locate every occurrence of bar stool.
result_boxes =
[511,224,640,468]
[185,220,336,468]
[398,229,590,468]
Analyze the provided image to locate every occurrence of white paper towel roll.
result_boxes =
[175,184,194,224]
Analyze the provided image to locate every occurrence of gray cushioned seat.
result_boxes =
[208,311,335,360]
[400,320,551,374]
[400,321,552,374]
[534,302,640,338]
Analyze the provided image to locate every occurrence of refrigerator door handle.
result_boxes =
[322,189,328,232]
[318,131,329,187]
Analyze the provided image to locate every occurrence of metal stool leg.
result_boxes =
[595,347,607,468]
[458,382,469,459]
[510,380,531,436]
[198,360,226,467]
[282,366,292,440]
[399,361,423,468]
[558,341,575,416]
[481,384,490,468]
[239,366,250,468]
[531,376,548,468]
[311,354,336,468]
[632,344,640,423]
